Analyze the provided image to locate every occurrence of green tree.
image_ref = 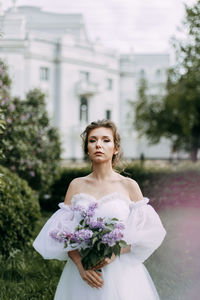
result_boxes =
[0,60,12,186]
[133,0,200,161]
[0,85,62,204]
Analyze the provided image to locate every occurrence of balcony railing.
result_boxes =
[75,80,98,97]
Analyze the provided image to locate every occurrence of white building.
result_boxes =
[0,5,171,160]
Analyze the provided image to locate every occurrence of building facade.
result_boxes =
[0,5,171,160]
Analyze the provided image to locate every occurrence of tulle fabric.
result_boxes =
[33,193,166,300]
[33,203,76,260]
[125,197,166,262]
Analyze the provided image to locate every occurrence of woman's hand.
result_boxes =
[93,253,116,270]
[68,249,103,288]
[120,245,131,254]
[79,268,104,289]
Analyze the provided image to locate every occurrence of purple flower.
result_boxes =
[114,222,125,230]
[88,202,98,211]
[72,204,85,213]
[86,208,95,217]
[102,229,124,247]
[30,171,35,177]
[70,229,93,244]
[86,218,105,229]
[20,115,26,121]
[49,229,64,243]
[8,104,15,112]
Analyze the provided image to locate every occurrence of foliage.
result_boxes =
[48,166,91,211]
[0,60,11,186]
[0,81,62,201]
[0,165,40,257]
[133,0,200,161]
[0,211,65,300]
[132,78,165,144]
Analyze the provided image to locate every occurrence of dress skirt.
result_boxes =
[54,254,160,300]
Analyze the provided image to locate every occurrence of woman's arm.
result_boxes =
[68,249,103,288]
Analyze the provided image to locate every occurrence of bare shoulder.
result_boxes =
[120,175,144,203]
[64,176,87,205]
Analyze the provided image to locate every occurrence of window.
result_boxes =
[40,67,49,81]
[139,69,145,78]
[106,78,113,90]
[155,69,161,79]
[80,71,90,82]
[105,110,111,120]
[80,97,88,122]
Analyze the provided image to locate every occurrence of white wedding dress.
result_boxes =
[33,192,166,300]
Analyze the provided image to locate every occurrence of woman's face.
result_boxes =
[87,127,117,164]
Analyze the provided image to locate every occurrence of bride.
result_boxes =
[33,119,166,300]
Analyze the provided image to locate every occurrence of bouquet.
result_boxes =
[49,202,128,270]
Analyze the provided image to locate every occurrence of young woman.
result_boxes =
[33,119,166,300]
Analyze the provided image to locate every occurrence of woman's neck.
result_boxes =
[91,162,117,181]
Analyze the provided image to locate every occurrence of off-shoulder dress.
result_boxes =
[33,192,166,300]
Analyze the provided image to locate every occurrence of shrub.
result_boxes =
[0,165,41,257]
[0,59,11,187]
[47,166,91,211]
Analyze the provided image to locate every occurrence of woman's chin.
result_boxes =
[92,157,111,164]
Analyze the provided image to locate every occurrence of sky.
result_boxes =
[1,0,197,53]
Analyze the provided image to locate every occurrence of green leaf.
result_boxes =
[97,241,102,251]
[119,240,128,248]
[92,237,98,246]
[80,219,84,225]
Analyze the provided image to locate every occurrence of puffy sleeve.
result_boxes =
[33,203,76,261]
[124,197,166,263]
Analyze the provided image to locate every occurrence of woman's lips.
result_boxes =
[95,151,103,155]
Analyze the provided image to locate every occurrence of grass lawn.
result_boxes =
[0,211,65,300]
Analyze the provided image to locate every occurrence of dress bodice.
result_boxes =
[68,192,134,223]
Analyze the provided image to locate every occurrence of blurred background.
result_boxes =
[0,0,200,299]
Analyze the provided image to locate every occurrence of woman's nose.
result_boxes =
[96,140,102,148]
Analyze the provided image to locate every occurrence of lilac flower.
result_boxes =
[72,204,84,212]
[20,115,26,121]
[71,229,93,244]
[86,208,95,217]
[114,222,125,230]
[88,202,98,211]
[30,171,35,177]
[8,103,15,112]
[85,202,98,217]
[102,229,124,247]
[86,219,105,229]
[49,229,64,243]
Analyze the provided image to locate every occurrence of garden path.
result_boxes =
[144,170,200,300]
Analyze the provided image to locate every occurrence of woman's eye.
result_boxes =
[89,139,95,143]
[104,140,110,142]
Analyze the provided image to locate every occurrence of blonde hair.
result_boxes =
[80,119,123,167]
